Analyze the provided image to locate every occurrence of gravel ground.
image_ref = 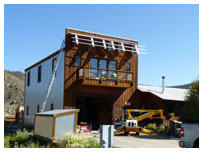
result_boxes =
[112,134,180,148]
[88,131,180,148]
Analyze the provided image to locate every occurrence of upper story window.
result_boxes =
[37,105,40,113]
[51,103,54,110]
[27,71,30,86]
[38,65,42,83]
[108,60,117,70]
[126,62,131,71]
[52,58,57,77]
[90,58,98,77]
[52,58,57,72]
[74,55,81,67]
[27,106,29,116]
[108,60,117,78]
[99,59,107,69]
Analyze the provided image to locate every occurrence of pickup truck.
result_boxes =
[179,123,199,148]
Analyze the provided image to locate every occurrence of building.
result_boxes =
[24,28,140,127]
[24,28,188,127]
[126,84,188,123]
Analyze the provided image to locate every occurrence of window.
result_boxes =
[38,65,41,83]
[52,58,57,77]
[27,106,29,116]
[126,62,131,71]
[37,105,40,113]
[51,104,54,110]
[52,58,57,72]
[99,59,107,78]
[27,71,30,86]
[74,55,81,67]
[90,58,98,77]
[108,60,117,78]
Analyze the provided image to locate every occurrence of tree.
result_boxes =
[182,78,199,123]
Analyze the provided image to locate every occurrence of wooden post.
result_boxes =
[83,67,85,80]
[100,69,103,83]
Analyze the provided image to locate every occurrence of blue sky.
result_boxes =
[4,4,199,86]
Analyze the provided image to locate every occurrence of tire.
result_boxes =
[124,132,129,136]
[135,132,140,136]
[194,139,199,148]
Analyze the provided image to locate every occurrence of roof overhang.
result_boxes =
[66,28,146,55]
[137,85,188,102]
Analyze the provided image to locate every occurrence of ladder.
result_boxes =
[41,39,65,112]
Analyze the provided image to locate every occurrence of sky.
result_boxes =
[4,4,199,86]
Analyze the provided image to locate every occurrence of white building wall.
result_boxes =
[24,52,65,126]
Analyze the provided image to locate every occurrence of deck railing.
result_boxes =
[79,67,133,83]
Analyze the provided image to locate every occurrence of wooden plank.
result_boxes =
[52,116,56,140]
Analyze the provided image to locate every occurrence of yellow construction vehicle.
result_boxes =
[114,109,163,136]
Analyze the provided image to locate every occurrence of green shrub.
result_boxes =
[182,79,199,123]
[4,128,55,148]
[63,133,101,148]
[147,123,157,130]
[10,128,30,144]
[4,136,10,148]
[169,113,175,117]
[155,125,165,132]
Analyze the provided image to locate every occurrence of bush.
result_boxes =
[182,79,199,123]
[169,113,174,117]
[63,133,101,148]
[147,123,157,130]
[10,128,31,144]
[4,136,10,148]
[5,128,54,148]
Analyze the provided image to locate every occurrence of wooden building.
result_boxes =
[24,28,142,127]
[127,85,188,123]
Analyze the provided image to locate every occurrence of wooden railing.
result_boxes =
[78,67,133,83]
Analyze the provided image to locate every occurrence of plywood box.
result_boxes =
[34,109,79,142]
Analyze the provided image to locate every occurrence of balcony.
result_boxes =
[78,67,133,88]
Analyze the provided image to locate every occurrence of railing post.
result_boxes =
[111,41,115,50]
[91,37,95,47]
[103,39,107,49]
[100,69,103,82]
[83,67,85,80]
[75,34,79,45]
[121,42,125,52]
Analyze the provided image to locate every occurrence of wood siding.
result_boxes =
[129,90,184,120]
[63,29,138,122]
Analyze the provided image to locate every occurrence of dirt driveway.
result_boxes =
[113,134,180,148]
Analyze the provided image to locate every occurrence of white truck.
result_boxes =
[179,123,199,148]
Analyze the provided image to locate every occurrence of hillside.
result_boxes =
[4,71,25,115]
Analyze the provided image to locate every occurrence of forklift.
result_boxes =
[114,109,164,136]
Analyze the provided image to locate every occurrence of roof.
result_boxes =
[138,85,189,101]
[24,49,61,72]
[35,109,80,117]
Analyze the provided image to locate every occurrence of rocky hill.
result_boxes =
[4,70,25,115]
